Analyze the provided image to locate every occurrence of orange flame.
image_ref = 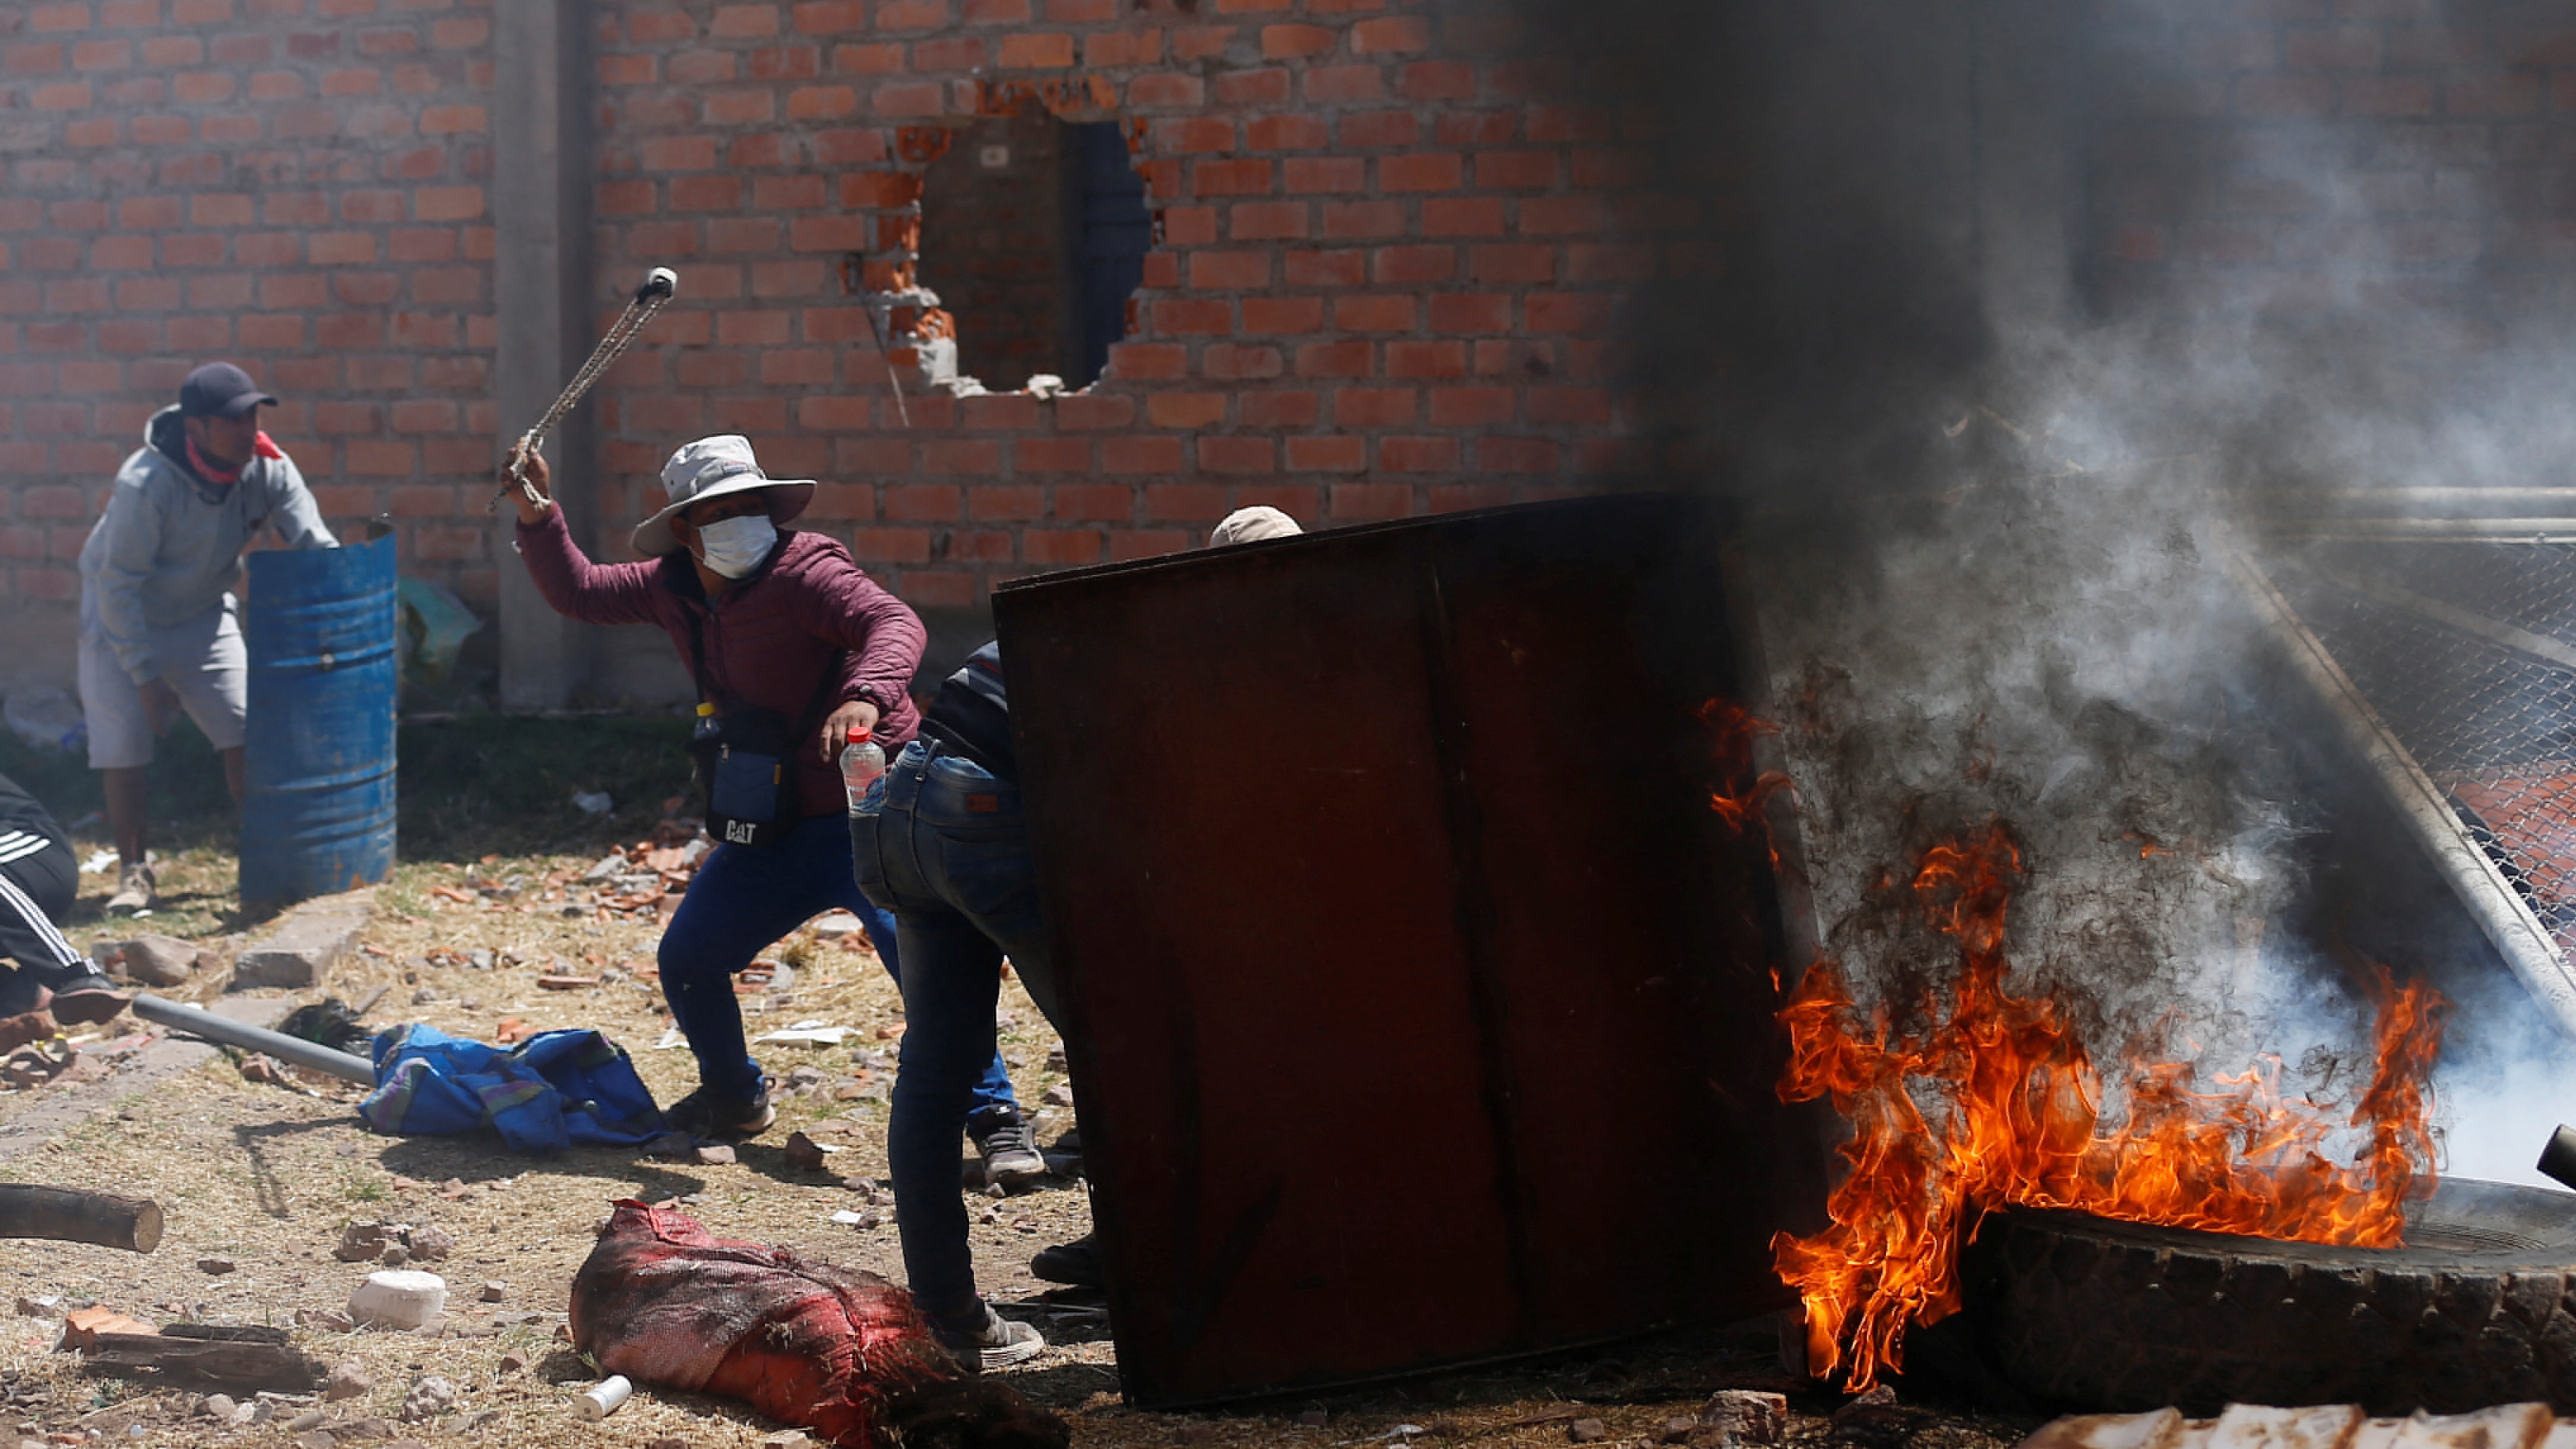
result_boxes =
[1765,821,2446,1390]
[1698,698,1794,847]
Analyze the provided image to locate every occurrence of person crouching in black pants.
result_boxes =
[0,774,129,1025]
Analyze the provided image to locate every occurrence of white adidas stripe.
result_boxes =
[0,869,81,970]
[0,839,50,866]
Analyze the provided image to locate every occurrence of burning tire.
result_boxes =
[1964,1178,2576,1416]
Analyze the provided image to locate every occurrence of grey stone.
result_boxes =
[410,988,436,1006]
[404,1226,455,1263]
[115,934,197,988]
[334,1222,400,1264]
[583,853,628,882]
[288,1409,329,1431]
[477,1282,505,1303]
[466,950,493,971]
[398,1375,456,1422]
[1568,1422,1608,1445]
[230,890,373,991]
[195,1256,235,1275]
[324,1360,374,1401]
[198,1394,236,1420]
[1699,1391,1787,1447]
[695,1144,736,1166]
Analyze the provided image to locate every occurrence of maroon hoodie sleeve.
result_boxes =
[784,539,926,722]
[515,508,666,628]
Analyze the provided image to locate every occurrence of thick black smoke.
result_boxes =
[1509,0,2575,1173]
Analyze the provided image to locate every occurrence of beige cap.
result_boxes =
[1208,505,1302,548]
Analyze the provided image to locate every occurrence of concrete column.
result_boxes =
[492,0,594,711]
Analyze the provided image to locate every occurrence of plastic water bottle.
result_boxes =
[840,726,885,813]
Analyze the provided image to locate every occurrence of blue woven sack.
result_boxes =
[360,1023,663,1154]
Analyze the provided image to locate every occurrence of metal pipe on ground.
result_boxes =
[131,995,375,1084]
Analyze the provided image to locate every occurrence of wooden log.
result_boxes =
[83,1325,322,1391]
[0,1185,163,1252]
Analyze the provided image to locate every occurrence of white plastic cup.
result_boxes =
[574,1375,632,1420]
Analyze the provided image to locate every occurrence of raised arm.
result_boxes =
[508,451,663,627]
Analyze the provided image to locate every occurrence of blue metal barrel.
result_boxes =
[240,534,398,909]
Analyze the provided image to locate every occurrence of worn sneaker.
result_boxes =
[1030,1231,1103,1288]
[935,1305,1045,1372]
[45,970,131,1026]
[971,1111,1047,1190]
[662,1078,776,1140]
[104,859,154,915]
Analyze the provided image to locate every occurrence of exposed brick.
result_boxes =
[1334,387,1414,426]
[1206,342,1287,379]
[1012,438,1090,473]
[996,31,1073,67]
[1102,435,1185,473]
[1303,64,1384,102]
[1023,529,1103,565]
[1197,436,1274,474]
[1334,482,1415,519]
[1147,392,1228,428]
[1261,23,1335,58]
[1341,110,1418,148]
[1477,438,1559,474]
[1351,15,1429,52]
[1213,67,1290,105]
[1333,295,1417,331]
[1127,71,1204,108]
[1052,482,1130,519]
[1295,341,1372,378]
[1321,201,1405,239]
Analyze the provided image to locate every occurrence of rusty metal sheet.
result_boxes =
[995,493,1824,1407]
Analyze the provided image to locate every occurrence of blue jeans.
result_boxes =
[851,740,1064,1331]
[657,811,1018,1118]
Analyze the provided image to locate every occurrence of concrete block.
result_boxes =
[230,889,374,991]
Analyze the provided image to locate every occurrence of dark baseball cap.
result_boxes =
[178,362,278,419]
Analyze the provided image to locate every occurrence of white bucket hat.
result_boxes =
[631,435,817,558]
[1207,505,1302,547]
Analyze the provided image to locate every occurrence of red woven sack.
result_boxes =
[570,1200,1067,1449]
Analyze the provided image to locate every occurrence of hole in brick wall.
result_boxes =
[916,114,1151,393]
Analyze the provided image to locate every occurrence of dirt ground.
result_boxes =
[0,841,2037,1449]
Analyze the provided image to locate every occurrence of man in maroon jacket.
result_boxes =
[508,436,1039,1174]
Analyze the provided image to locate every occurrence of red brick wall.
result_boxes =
[2089,1,2576,344]
[585,0,1675,614]
[0,0,499,633]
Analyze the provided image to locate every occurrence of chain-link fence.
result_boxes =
[2274,540,2576,954]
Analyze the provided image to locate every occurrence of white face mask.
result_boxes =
[693,512,777,579]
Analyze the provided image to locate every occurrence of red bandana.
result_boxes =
[184,431,279,486]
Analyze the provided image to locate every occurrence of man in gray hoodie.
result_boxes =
[77,362,337,912]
